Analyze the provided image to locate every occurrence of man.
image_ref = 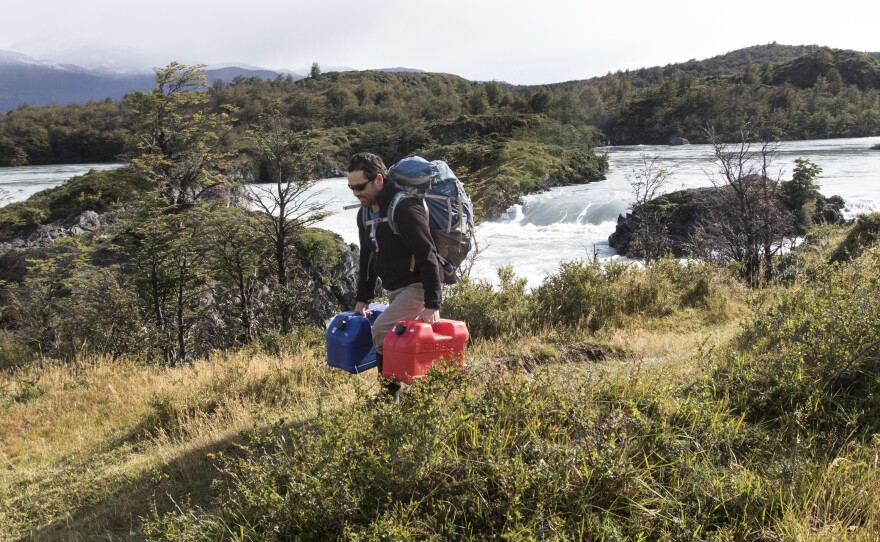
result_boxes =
[347,152,442,401]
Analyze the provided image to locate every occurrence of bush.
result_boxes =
[442,266,532,339]
[144,368,772,540]
[713,248,880,440]
[830,212,880,263]
[533,258,730,332]
[0,331,33,371]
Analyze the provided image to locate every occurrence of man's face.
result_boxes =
[347,170,382,207]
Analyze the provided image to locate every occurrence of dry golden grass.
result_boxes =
[0,300,782,541]
[0,338,394,540]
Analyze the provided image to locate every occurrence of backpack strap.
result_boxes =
[385,191,413,236]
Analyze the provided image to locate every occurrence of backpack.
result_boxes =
[361,156,476,283]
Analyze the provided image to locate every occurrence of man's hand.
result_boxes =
[354,301,370,316]
[414,307,440,324]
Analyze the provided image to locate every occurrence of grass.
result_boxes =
[0,311,730,540]
[0,334,362,540]
[2,247,879,540]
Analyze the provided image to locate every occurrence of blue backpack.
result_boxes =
[361,156,476,283]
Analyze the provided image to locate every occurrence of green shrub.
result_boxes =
[533,258,730,332]
[443,266,533,339]
[296,228,342,271]
[534,259,621,331]
[144,369,773,540]
[831,212,880,263]
[713,248,880,441]
[0,330,33,371]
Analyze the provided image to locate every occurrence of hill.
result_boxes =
[770,47,880,89]
[3,231,880,540]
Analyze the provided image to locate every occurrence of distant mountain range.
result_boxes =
[0,50,423,113]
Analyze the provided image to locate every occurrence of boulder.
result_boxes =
[668,136,690,146]
[608,186,848,259]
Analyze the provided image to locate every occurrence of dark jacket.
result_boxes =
[356,182,442,308]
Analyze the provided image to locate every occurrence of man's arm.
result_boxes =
[355,210,378,308]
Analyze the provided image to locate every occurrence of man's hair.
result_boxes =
[347,152,387,181]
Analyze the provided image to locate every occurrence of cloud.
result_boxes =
[3,0,879,84]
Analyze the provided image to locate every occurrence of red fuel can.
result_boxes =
[381,319,469,384]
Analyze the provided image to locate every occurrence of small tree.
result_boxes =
[781,158,823,233]
[627,154,673,262]
[243,110,331,333]
[202,207,267,344]
[309,61,321,79]
[113,194,214,365]
[124,62,233,206]
[697,125,796,285]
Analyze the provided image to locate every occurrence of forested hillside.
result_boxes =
[3,44,880,169]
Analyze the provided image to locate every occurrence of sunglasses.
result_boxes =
[347,179,374,192]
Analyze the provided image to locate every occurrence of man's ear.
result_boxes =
[375,173,384,188]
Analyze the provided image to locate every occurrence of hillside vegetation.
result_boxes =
[4,44,880,167]
[3,47,880,540]
[2,224,879,540]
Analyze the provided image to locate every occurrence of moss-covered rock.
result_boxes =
[0,166,152,241]
[831,212,880,263]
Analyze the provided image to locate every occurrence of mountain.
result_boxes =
[769,48,880,90]
[0,51,155,113]
[0,50,426,113]
[0,51,304,113]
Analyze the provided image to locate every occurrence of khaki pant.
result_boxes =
[372,283,427,354]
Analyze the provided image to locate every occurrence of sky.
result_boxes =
[3,0,880,85]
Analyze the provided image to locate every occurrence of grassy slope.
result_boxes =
[2,312,740,540]
[3,230,880,540]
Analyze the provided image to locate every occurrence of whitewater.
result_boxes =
[3,136,880,287]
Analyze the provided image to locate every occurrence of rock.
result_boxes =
[608,186,848,259]
[301,238,361,326]
[608,188,710,257]
[668,136,690,146]
[813,195,846,225]
[0,209,117,283]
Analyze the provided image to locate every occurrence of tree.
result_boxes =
[310,62,321,79]
[124,62,233,206]
[781,158,823,232]
[627,154,673,262]
[243,110,330,333]
[113,194,214,365]
[202,207,267,344]
[696,126,796,284]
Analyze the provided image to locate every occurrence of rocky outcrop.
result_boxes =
[301,239,361,326]
[608,188,712,257]
[0,210,115,282]
[609,187,847,258]
[668,136,690,146]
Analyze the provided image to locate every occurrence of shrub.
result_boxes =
[713,248,880,441]
[830,212,880,263]
[144,368,772,540]
[534,259,621,331]
[442,265,533,339]
[0,330,33,371]
[533,258,730,332]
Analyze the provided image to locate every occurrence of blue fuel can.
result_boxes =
[326,304,386,374]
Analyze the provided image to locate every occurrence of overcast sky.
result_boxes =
[4,0,879,84]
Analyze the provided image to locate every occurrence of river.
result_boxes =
[303,136,880,286]
[4,137,880,287]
